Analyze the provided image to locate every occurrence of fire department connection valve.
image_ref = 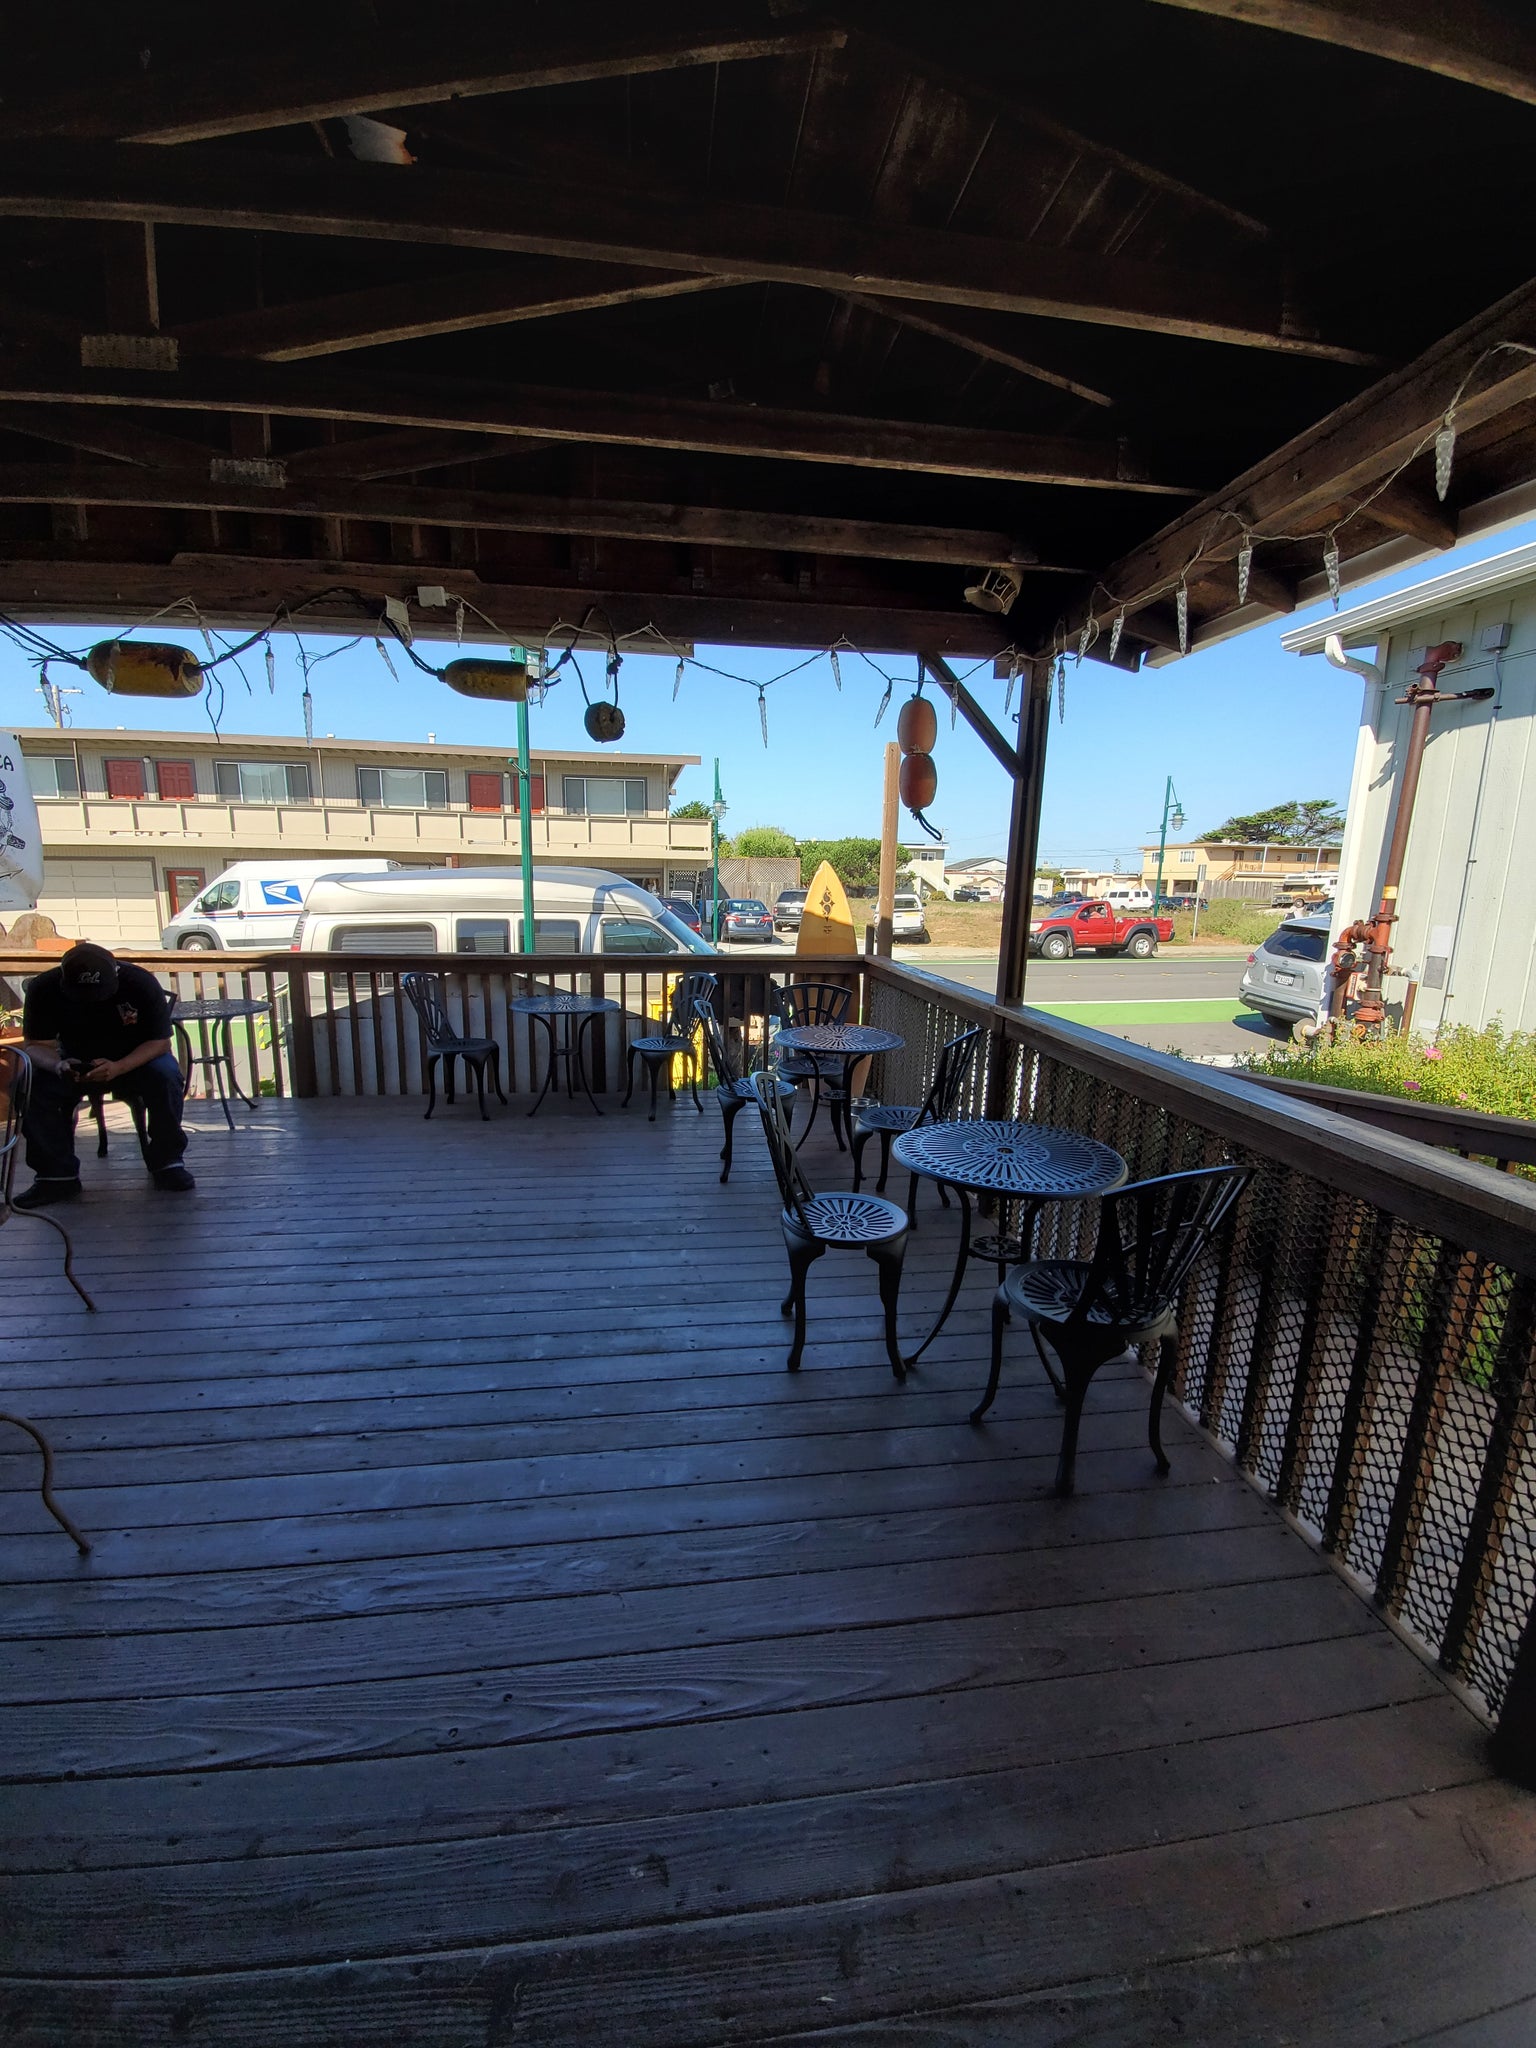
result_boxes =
[1328,640,1493,1033]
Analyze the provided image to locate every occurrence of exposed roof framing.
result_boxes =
[3,2,1536,657]
[1149,2,1536,107]
[0,144,1370,356]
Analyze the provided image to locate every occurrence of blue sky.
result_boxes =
[4,516,1533,866]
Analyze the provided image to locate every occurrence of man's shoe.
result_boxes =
[152,1166,196,1193]
[12,1179,82,1211]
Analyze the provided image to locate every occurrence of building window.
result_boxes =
[509,773,546,815]
[466,771,505,813]
[155,759,196,801]
[26,755,79,799]
[213,760,313,804]
[562,775,646,816]
[104,757,146,800]
[357,766,448,809]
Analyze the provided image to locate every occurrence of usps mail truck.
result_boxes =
[160,859,397,950]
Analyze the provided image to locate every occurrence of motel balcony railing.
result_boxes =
[3,943,1534,1782]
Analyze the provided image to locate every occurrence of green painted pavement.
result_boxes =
[1030,998,1246,1025]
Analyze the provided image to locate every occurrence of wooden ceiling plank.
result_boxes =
[1,22,851,145]
[1148,2,1536,108]
[284,429,518,480]
[0,401,223,467]
[0,355,1202,490]
[0,141,1374,358]
[840,292,1116,406]
[0,461,1070,569]
[1057,274,1536,647]
[172,265,739,361]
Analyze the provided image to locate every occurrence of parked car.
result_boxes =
[1028,899,1174,959]
[1238,915,1330,1030]
[708,897,775,944]
[892,890,929,943]
[1105,885,1155,912]
[1163,894,1208,912]
[774,888,808,931]
[952,886,984,903]
[162,857,396,950]
[293,866,712,956]
[661,895,703,934]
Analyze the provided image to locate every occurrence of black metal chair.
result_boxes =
[621,970,717,1121]
[695,994,795,1181]
[0,1046,94,1551]
[401,972,507,1121]
[751,1071,909,1380]
[850,1025,981,1213]
[973,1163,1254,1495]
[770,979,854,1148]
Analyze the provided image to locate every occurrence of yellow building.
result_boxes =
[1138,841,1342,898]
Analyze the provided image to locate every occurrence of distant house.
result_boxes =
[1283,540,1536,1034]
[1137,842,1341,900]
[944,854,1007,898]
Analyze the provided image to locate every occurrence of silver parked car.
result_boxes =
[1239,916,1330,1030]
[774,888,807,931]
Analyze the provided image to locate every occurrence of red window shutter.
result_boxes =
[104,757,146,800]
[466,771,503,812]
[509,774,546,815]
[155,760,196,801]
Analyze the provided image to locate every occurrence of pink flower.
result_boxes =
[1405,1080,1422,1091]
[1457,1093,1470,1103]
[1424,1046,1445,1061]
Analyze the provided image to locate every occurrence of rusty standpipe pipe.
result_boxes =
[1330,640,1492,1031]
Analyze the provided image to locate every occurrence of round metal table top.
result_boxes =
[172,996,272,1022]
[773,1022,905,1055]
[510,991,620,1016]
[891,1119,1127,1199]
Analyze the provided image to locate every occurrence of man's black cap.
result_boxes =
[60,942,119,1002]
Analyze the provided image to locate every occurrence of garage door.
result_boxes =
[35,857,161,948]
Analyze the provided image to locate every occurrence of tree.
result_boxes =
[798,836,883,894]
[1201,800,1345,846]
[732,824,797,857]
[670,798,712,820]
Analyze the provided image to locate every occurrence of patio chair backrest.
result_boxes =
[752,1069,814,1230]
[917,1026,981,1125]
[666,970,718,1039]
[401,971,455,1046]
[771,980,852,1033]
[1069,1164,1253,1332]
[0,1044,28,1214]
[694,995,737,1087]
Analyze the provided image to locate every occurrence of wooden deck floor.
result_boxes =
[3,1094,1536,2046]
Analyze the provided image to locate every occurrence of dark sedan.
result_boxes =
[716,898,775,944]
[661,896,703,934]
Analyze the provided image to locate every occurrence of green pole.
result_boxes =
[710,756,723,945]
[1154,774,1172,913]
[516,693,535,951]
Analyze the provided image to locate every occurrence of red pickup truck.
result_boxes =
[1028,899,1174,959]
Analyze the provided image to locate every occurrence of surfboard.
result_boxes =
[795,860,857,959]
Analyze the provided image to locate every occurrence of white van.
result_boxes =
[162,859,397,951]
[293,866,712,957]
[1105,885,1154,912]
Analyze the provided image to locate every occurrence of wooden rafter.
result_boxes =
[284,430,522,481]
[0,142,1376,358]
[172,265,739,362]
[0,20,850,145]
[839,294,1117,407]
[0,357,1201,490]
[1149,1,1536,107]
[0,402,223,467]
[0,462,1066,570]
[1058,274,1536,648]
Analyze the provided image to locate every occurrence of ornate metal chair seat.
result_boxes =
[1005,1259,1174,1339]
[796,1189,909,1245]
[623,970,717,1122]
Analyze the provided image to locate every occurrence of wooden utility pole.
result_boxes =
[875,740,900,955]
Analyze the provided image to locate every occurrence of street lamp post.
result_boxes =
[1153,776,1186,912]
[709,758,728,946]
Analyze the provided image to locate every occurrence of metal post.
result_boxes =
[875,740,899,957]
[1153,775,1185,913]
[987,660,1051,1116]
[710,758,725,946]
[515,696,535,953]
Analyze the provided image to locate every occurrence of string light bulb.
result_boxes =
[1109,610,1125,663]
[673,658,685,701]
[873,678,892,727]
[1176,579,1189,657]
[1056,651,1066,723]
[1237,536,1254,607]
[1324,532,1342,608]
[758,687,769,747]
[1076,619,1093,664]
[1435,414,1457,502]
[374,637,398,681]
[1003,653,1019,718]
[454,598,465,646]
[829,648,842,691]
[302,685,314,743]
[264,643,276,694]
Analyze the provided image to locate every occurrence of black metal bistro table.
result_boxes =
[771,1021,905,1144]
[171,995,272,1130]
[510,991,620,1118]
[891,1119,1128,1361]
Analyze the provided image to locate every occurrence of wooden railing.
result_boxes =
[5,943,1534,1774]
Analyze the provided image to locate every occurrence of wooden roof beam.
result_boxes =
[0,19,850,145]
[1056,272,1536,650]
[0,142,1377,360]
[0,355,1203,490]
[839,294,1117,408]
[173,264,739,362]
[0,402,223,468]
[1149,2,1536,108]
[0,462,1067,570]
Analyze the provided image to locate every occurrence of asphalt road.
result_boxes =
[725,938,1285,1061]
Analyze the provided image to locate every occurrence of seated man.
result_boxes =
[14,941,195,1208]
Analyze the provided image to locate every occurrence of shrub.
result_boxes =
[1240,1019,1536,1123]
[1165,900,1281,946]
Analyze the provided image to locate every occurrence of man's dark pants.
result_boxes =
[23,1055,189,1179]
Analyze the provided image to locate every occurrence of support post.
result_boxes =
[987,658,1050,1116]
[875,740,900,957]
[514,697,535,953]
